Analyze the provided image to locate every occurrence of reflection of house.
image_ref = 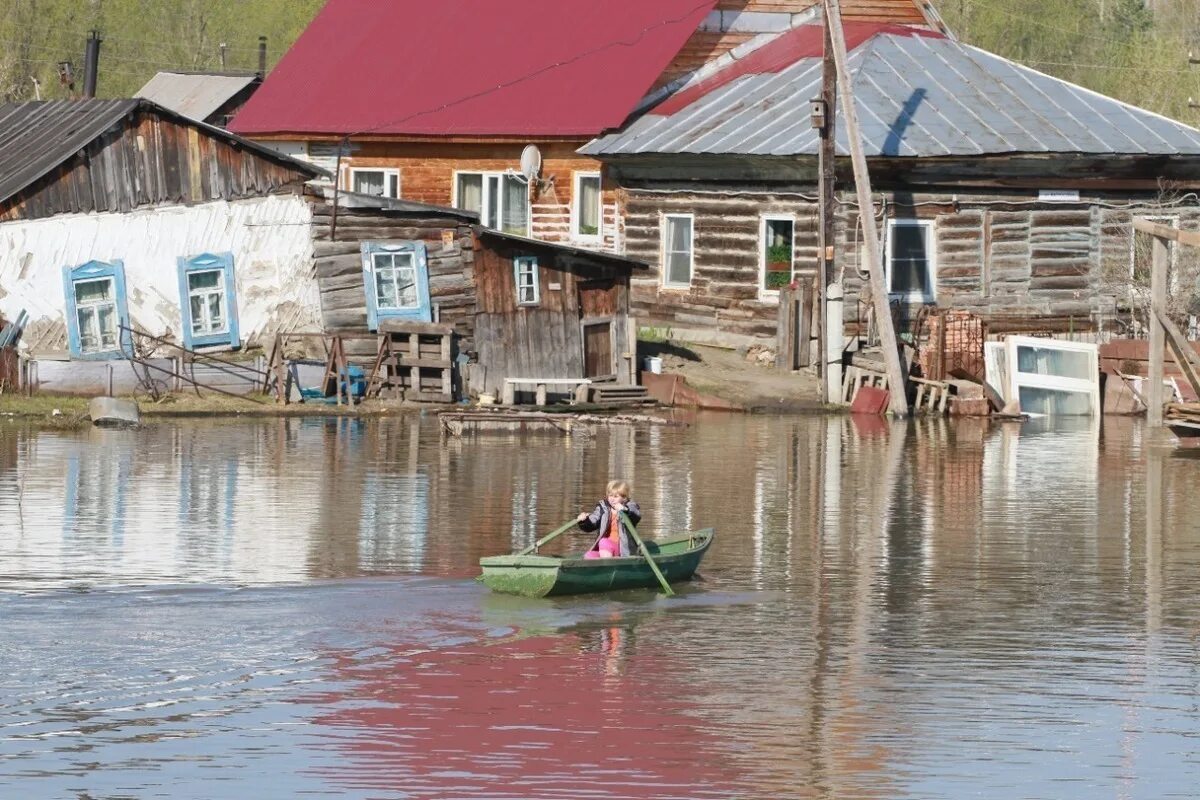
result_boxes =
[135,71,262,128]
[314,192,646,395]
[230,1,940,252]
[584,21,1200,345]
[0,98,325,367]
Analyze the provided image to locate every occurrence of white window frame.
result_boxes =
[514,256,540,306]
[759,215,796,300]
[885,219,936,303]
[73,276,119,354]
[661,213,695,289]
[186,268,229,337]
[572,171,603,242]
[348,167,400,199]
[1130,215,1180,293]
[372,250,420,312]
[1004,336,1099,417]
[452,170,530,236]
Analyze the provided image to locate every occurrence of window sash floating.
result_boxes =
[513,256,540,305]
[177,252,239,350]
[1004,336,1099,417]
[886,220,936,303]
[62,260,131,359]
[663,215,693,287]
[361,241,432,330]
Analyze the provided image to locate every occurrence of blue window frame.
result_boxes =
[514,256,540,305]
[177,252,240,350]
[62,259,131,360]
[361,241,431,330]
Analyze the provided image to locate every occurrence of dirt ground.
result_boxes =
[640,340,829,413]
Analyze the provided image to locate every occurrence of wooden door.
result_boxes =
[583,322,613,378]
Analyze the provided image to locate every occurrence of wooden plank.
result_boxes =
[1154,307,1200,401]
[1133,218,1200,247]
[1148,233,1168,427]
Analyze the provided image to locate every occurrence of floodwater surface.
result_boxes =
[1,413,1198,799]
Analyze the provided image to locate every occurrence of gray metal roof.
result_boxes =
[135,71,258,122]
[0,98,326,206]
[583,29,1200,158]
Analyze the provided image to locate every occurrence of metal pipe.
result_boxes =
[257,36,267,78]
[83,30,102,99]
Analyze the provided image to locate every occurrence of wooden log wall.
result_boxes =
[625,184,1200,340]
[0,110,312,222]
[622,187,820,339]
[309,202,477,358]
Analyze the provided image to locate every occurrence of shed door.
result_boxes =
[583,322,613,379]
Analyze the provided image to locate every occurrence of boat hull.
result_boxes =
[478,529,713,598]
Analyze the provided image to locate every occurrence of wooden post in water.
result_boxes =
[818,13,840,403]
[822,0,908,416]
[1147,229,1168,427]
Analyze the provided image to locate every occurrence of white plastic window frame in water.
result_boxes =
[1004,336,1100,417]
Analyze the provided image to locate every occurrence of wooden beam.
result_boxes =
[819,17,838,402]
[1147,233,1168,427]
[1154,307,1200,400]
[1132,217,1200,248]
[823,0,908,416]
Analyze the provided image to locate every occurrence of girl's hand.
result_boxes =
[611,502,625,513]
[577,512,589,522]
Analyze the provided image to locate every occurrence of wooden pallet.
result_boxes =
[589,384,652,406]
[366,321,455,403]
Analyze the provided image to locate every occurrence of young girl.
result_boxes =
[577,479,642,559]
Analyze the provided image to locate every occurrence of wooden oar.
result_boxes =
[620,511,675,597]
[517,518,580,556]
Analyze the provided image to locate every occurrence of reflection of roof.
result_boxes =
[229,0,716,137]
[135,71,258,122]
[584,22,1200,158]
[0,98,325,206]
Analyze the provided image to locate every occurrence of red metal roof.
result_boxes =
[229,0,717,138]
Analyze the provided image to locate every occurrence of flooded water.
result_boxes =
[1,412,1198,799]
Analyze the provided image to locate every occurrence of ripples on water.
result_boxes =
[1,414,1198,798]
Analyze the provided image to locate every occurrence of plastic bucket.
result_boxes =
[643,356,663,374]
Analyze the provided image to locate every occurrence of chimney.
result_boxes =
[83,30,102,99]
[257,36,267,78]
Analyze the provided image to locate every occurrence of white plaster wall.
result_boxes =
[0,194,319,352]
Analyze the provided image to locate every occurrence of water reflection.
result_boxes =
[2,414,1200,798]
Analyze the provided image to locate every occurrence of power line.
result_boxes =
[1025,59,1200,75]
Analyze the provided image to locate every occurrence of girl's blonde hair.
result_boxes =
[606,479,631,498]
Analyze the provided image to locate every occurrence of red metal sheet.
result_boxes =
[230,0,717,137]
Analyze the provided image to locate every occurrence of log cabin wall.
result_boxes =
[473,236,635,395]
[285,139,623,253]
[309,199,477,356]
[620,181,1200,341]
[0,109,313,223]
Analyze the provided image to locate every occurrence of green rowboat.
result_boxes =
[478,528,714,598]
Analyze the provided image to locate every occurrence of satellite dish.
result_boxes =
[520,145,542,181]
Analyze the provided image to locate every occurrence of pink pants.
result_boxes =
[584,539,620,559]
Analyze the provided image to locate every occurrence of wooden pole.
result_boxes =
[818,17,840,404]
[822,0,908,417]
[517,517,583,556]
[1147,232,1168,427]
[620,512,675,597]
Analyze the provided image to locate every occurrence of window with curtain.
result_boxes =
[501,175,528,235]
[663,215,693,286]
[455,171,528,235]
[351,168,400,198]
[575,173,601,238]
[456,173,483,215]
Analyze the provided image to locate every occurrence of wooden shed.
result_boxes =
[310,191,646,400]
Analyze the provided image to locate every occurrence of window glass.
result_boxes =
[762,218,794,291]
[187,269,227,336]
[577,175,601,237]
[456,174,483,214]
[515,257,539,304]
[373,252,418,310]
[664,216,693,286]
[75,278,113,304]
[502,176,528,235]
[889,222,931,297]
[1015,345,1093,382]
[1017,386,1093,416]
[73,277,118,353]
[353,170,385,196]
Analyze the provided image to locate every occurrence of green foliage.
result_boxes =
[765,270,793,289]
[937,0,1200,124]
[638,326,672,344]
[0,0,325,101]
[766,244,791,265]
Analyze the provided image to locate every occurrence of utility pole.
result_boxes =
[822,0,909,416]
[817,15,840,404]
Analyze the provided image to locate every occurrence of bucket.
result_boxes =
[643,356,663,375]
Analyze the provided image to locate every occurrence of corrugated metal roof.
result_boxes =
[135,72,258,122]
[229,0,717,137]
[584,24,1200,158]
[0,98,326,207]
